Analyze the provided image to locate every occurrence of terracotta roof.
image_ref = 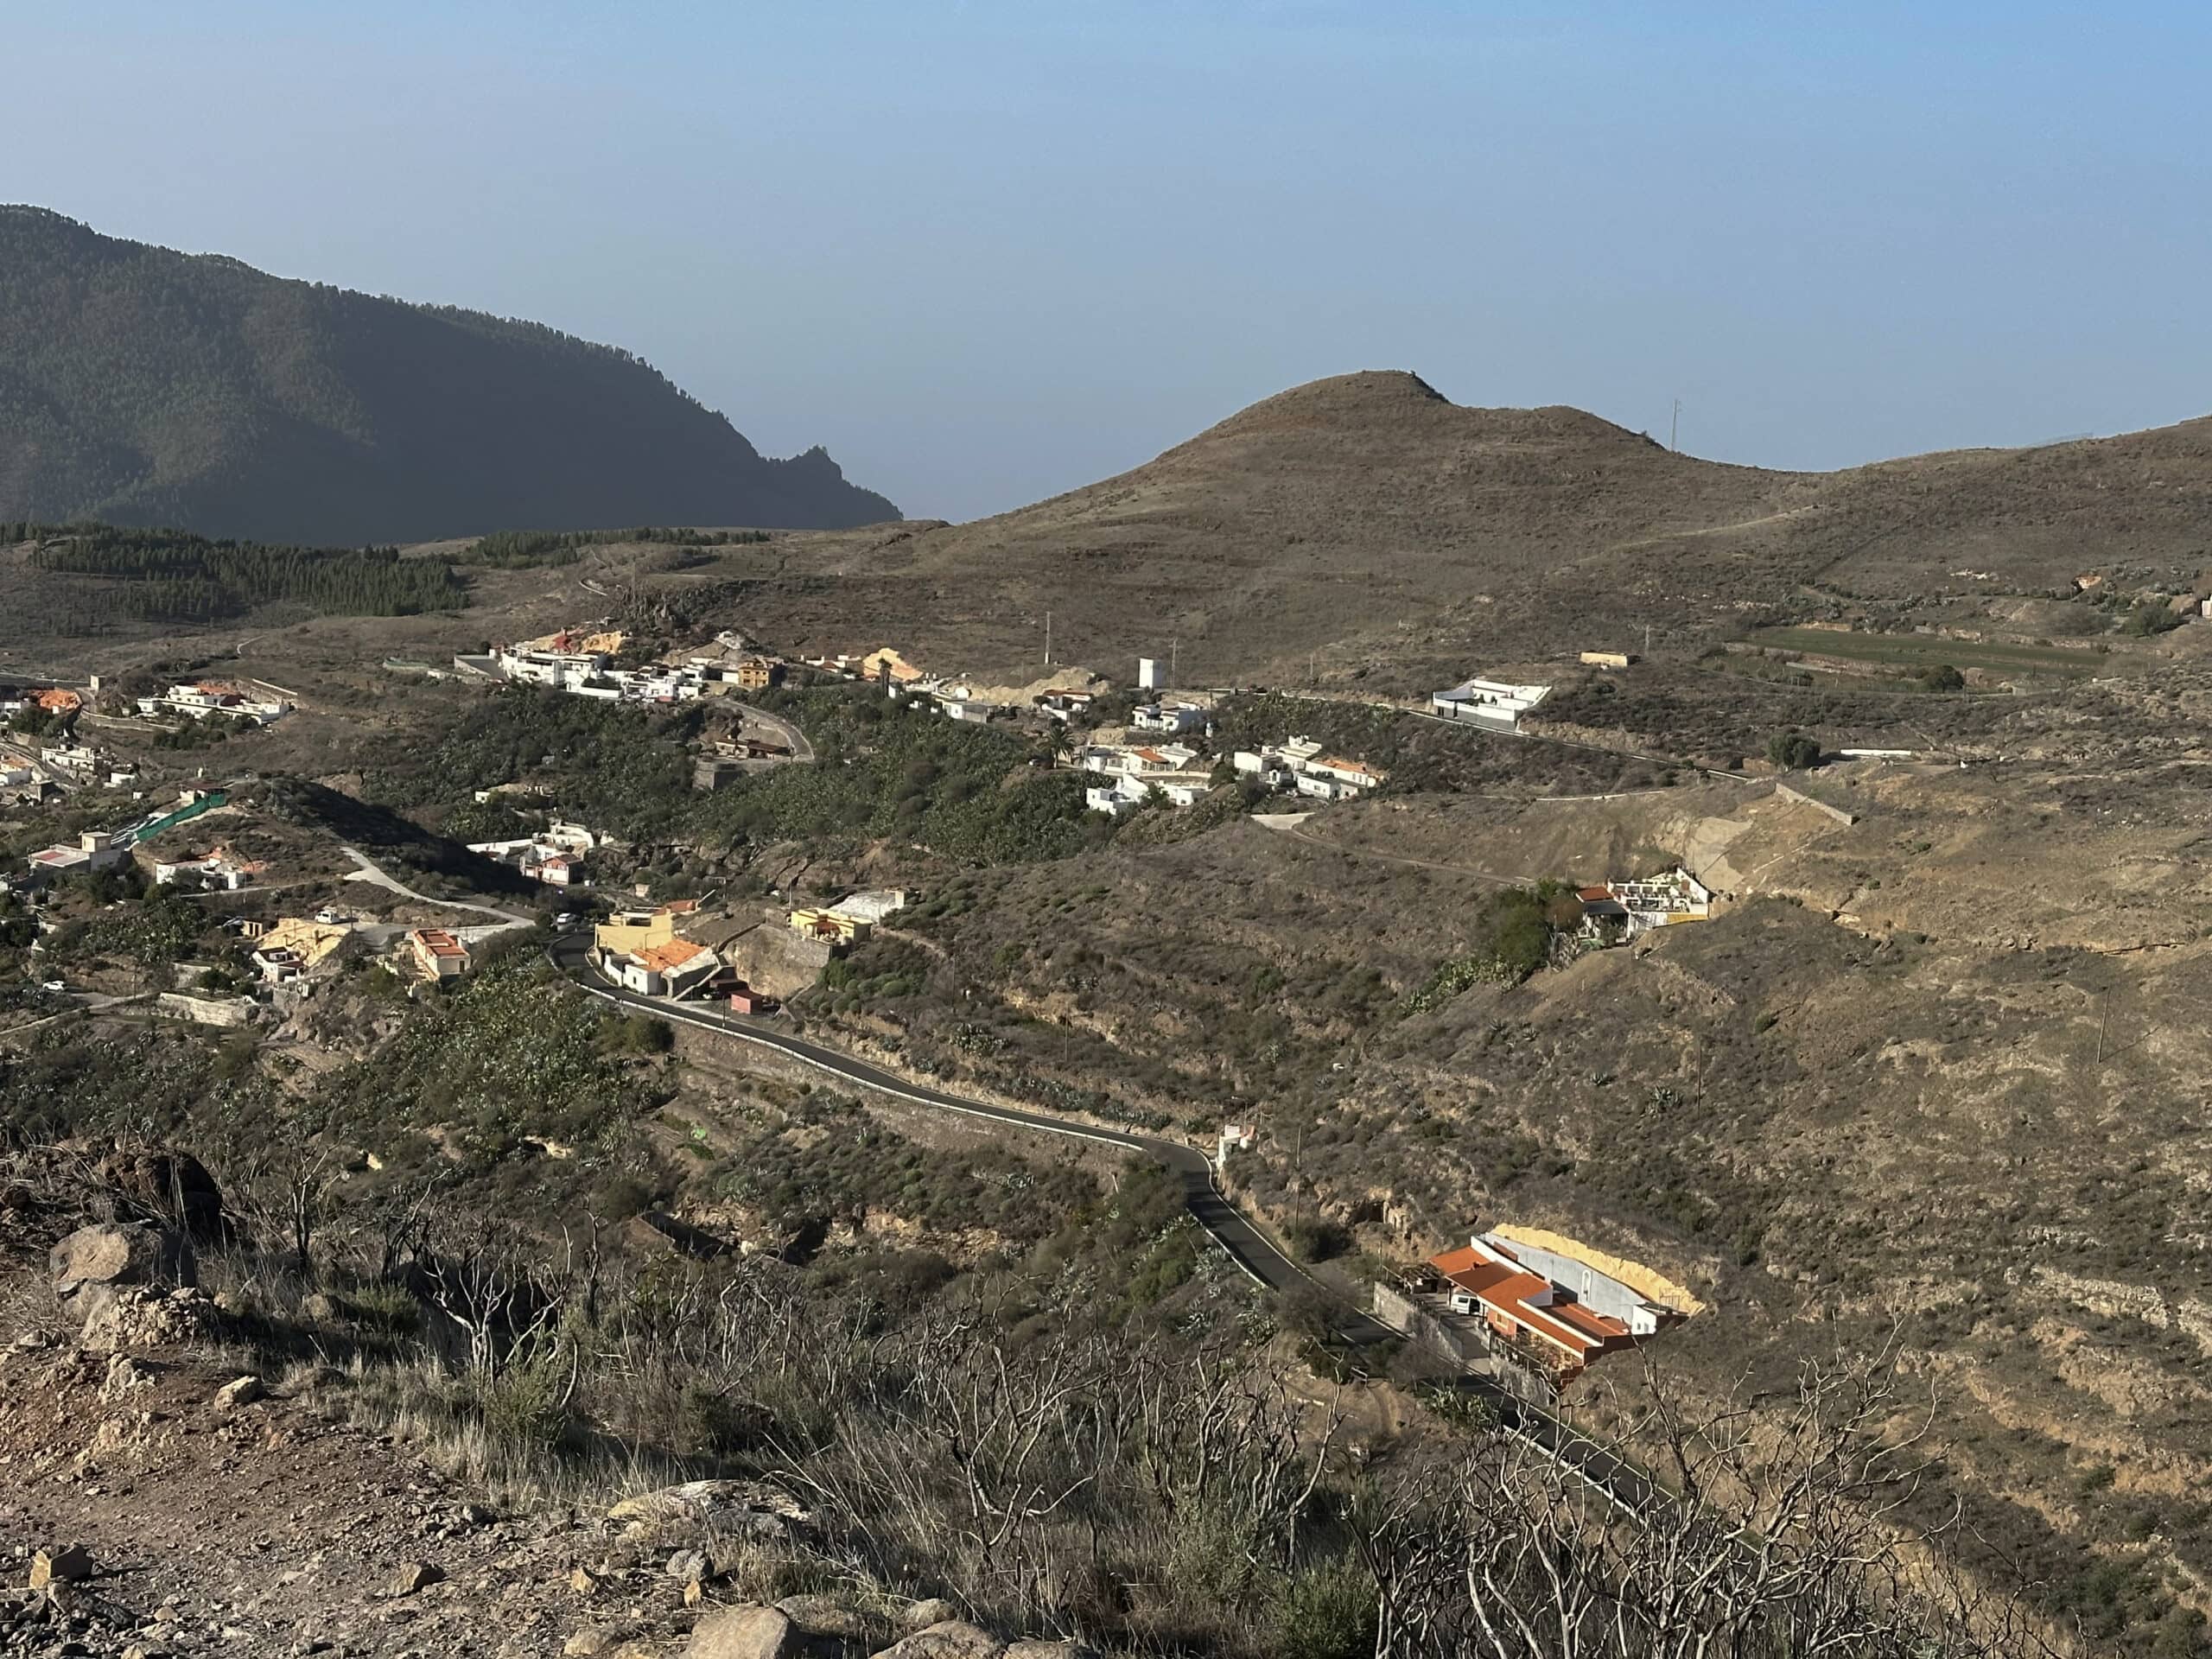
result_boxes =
[1429,1240,1624,1361]
[1549,1300,1630,1343]
[636,938,710,972]
[409,928,467,960]
[657,899,702,915]
[1576,886,1613,902]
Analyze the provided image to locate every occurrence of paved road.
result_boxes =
[739,705,815,764]
[545,931,1659,1514]
[340,848,534,932]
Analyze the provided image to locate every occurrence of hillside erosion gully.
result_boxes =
[545,929,1656,1515]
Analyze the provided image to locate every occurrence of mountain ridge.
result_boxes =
[0,206,898,543]
[747,367,2212,684]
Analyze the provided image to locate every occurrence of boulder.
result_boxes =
[95,1148,226,1240]
[664,1548,709,1586]
[775,1595,878,1644]
[1004,1644,1096,1659]
[565,1624,641,1657]
[871,1621,1005,1659]
[391,1560,443,1596]
[214,1374,264,1410]
[49,1222,189,1305]
[896,1602,961,1635]
[29,1544,94,1589]
[686,1604,798,1659]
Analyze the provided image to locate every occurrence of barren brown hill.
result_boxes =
[746,371,2212,688]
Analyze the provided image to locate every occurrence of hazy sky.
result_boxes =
[10,3,2209,521]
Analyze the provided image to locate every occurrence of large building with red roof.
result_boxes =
[1427,1233,1668,1378]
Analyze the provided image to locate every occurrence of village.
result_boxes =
[4,626,1715,1408]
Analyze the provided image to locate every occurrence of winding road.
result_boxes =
[545,930,1658,1514]
[341,848,536,944]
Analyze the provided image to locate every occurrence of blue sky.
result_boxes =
[9,2,2209,520]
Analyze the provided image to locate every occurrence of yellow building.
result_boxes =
[594,908,677,960]
[788,907,871,944]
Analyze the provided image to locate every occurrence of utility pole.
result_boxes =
[1670,398,1682,453]
[1643,622,1653,658]
[1043,610,1051,667]
[1170,637,1179,684]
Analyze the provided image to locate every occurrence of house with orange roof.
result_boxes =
[1230,735,1388,802]
[1427,1232,1667,1379]
[616,935,721,998]
[404,927,470,982]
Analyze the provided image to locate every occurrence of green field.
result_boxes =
[1740,626,2113,677]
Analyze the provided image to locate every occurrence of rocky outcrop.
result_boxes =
[49,1222,191,1308]
[93,1149,226,1240]
[79,1286,219,1352]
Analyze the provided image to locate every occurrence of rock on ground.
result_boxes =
[608,1479,810,1537]
[895,1600,961,1634]
[686,1602,796,1658]
[29,1542,94,1587]
[48,1222,189,1304]
[873,1620,1007,1658]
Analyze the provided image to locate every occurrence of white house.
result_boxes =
[497,647,607,690]
[1132,701,1206,735]
[1086,777,1150,817]
[1083,742,1198,776]
[135,682,291,726]
[25,832,130,885]
[1608,868,1713,933]
[1036,692,1095,723]
[152,849,262,891]
[829,889,909,925]
[1234,737,1386,800]
[617,937,721,998]
[1430,677,1550,729]
[1231,751,1294,789]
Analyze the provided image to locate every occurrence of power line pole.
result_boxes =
[1170,637,1179,683]
[1043,610,1051,667]
[1670,398,1682,453]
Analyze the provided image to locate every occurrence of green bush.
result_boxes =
[1270,1559,1379,1659]
[1281,1212,1352,1264]
[1766,731,1821,770]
